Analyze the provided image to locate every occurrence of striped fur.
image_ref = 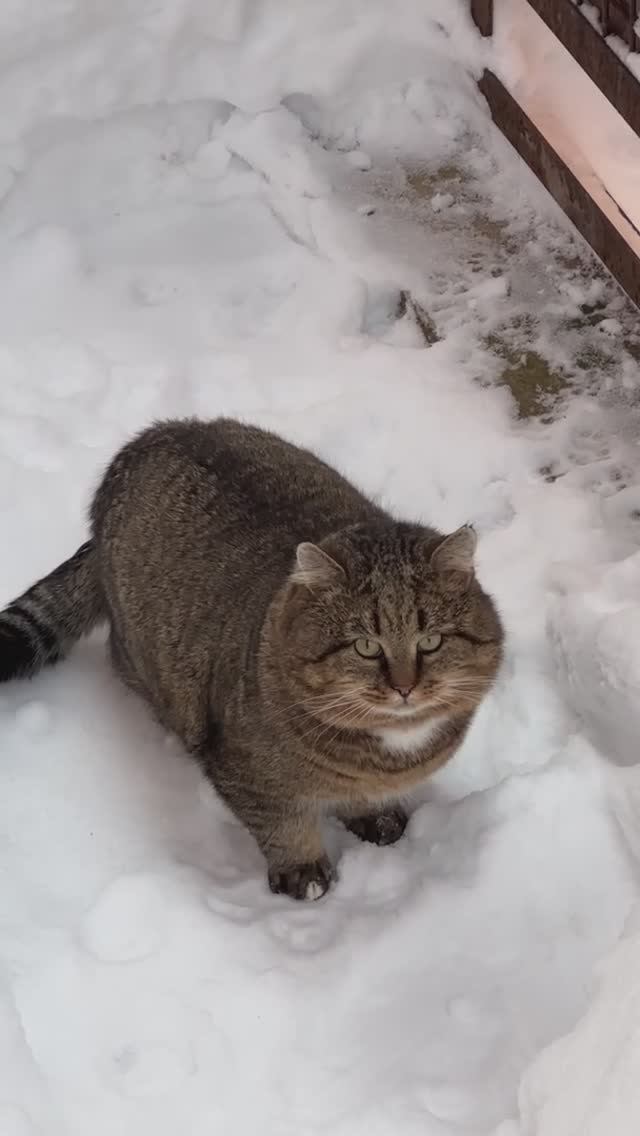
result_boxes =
[0,541,104,681]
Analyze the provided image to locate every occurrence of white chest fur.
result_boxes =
[375,714,448,754]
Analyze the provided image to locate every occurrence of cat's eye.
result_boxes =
[418,633,443,654]
[354,638,383,659]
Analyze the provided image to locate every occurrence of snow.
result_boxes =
[2,1,640,1133]
[513,909,640,1136]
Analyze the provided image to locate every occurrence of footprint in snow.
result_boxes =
[209,861,245,884]
[79,873,168,963]
[109,1042,195,1099]
[414,1081,474,1125]
[446,995,486,1027]
[0,1104,39,1136]
[14,701,51,734]
[264,907,343,953]
[205,888,264,925]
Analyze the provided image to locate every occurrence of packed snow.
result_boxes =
[2,2,640,1134]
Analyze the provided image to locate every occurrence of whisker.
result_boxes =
[297,704,366,749]
[262,690,361,728]
[296,695,371,749]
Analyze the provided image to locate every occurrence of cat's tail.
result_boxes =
[0,540,105,682]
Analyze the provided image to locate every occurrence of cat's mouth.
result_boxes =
[363,699,432,725]
[314,692,437,731]
[384,702,422,717]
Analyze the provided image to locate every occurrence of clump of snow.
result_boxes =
[2,0,640,1133]
[511,906,640,1136]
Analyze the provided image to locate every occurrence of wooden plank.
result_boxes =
[524,0,640,131]
[478,68,640,308]
[593,0,639,49]
[470,0,493,36]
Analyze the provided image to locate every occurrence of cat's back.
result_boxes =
[91,417,380,546]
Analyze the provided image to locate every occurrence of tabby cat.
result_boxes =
[0,418,503,900]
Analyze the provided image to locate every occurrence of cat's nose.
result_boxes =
[392,683,415,700]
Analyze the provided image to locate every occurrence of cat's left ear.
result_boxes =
[429,525,476,589]
[292,542,346,589]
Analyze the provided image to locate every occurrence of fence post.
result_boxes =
[470,0,494,36]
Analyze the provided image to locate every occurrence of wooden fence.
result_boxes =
[471,0,640,309]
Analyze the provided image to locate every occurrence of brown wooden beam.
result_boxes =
[523,0,640,136]
[591,0,639,50]
[478,69,640,309]
[470,0,493,36]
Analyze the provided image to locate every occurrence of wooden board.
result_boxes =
[469,0,640,310]
[478,68,640,308]
[589,0,640,51]
[470,0,493,36]
[525,0,640,133]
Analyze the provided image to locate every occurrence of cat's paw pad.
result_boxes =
[346,807,408,846]
[268,856,334,901]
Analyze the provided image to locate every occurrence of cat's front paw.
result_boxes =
[268,855,335,901]
[346,806,408,846]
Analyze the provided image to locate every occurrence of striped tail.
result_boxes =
[0,540,105,682]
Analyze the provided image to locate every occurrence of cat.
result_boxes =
[0,418,503,900]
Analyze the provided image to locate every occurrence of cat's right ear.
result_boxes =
[292,543,345,589]
[429,525,476,589]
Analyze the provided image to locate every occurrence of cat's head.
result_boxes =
[274,522,503,734]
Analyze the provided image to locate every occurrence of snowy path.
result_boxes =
[2,3,640,1134]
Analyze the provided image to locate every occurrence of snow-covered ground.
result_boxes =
[2,2,640,1134]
